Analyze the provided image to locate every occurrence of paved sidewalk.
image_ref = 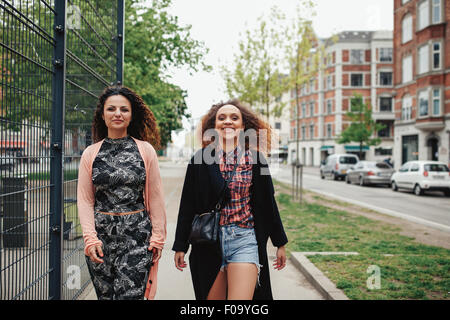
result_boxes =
[80,162,324,300]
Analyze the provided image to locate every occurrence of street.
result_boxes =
[270,164,450,233]
[81,159,450,300]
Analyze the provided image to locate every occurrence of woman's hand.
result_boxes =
[174,251,187,271]
[149,246,162,263]
[87,244,104,264]
[273,245,286,270]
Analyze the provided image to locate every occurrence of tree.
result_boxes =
[336,93,386,160]
[124,0,211,148]
[221,7,288,122]
[282,1,337,165]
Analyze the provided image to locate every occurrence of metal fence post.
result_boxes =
[116,0,125,85]
[49,0,67,300]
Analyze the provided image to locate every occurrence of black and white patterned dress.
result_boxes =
[86,136,153,300]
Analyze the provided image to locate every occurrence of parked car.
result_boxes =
[391,161,450,196]
[345,161,395,186]
[320,154,359,180]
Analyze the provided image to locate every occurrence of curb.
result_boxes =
[290,252,359,300]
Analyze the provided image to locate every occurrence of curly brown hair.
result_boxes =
[92,85,161,149]
[198,99,273,154]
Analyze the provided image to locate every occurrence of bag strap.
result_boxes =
[215,148,244,209]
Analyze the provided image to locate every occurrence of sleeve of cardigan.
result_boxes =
[77,147,102,256]
[145,145,167,250]
[172,161,195,253]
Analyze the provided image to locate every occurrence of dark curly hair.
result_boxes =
[198,99,273,154]
[92,85,161,149]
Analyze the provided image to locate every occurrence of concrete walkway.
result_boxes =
[80,162,324,300]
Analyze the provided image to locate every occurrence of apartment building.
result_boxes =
[267,90,291,162]
[288,30,395,166]
[393,0,449,168]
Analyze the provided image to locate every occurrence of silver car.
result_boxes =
[345,161,395,186]
[320,153,359,180]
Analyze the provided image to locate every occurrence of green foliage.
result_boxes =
[124,0,211,148]
[275,188,450,300]
[337,93,385,158]
[221,6,288,121]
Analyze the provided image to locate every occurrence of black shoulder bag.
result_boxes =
[188,150,242,245]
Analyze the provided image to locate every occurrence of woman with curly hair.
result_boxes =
[173,99,287,300]
[77,85,166,300]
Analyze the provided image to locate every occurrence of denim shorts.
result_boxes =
[219,224,261,279]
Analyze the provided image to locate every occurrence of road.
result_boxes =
[270,164,450,233]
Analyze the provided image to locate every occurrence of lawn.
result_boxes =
[274,182,450,300]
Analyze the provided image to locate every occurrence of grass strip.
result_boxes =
[275,182,450,300]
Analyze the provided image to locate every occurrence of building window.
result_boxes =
[275,122,281,130]
[326,100,332,114]
[418,0,430,30]
[350,49,363,64]
[301,126,306,140]
[309,101,314,116]
[402,55,413,83]
[302,103,306,118]
[418,90,429,117]
[309,124,314,139]
[377,121,391,138]
[326,75,333,90]
[432,0,441,24]
[293,128,297,140]
[326,53,333,66]
[432,89,441,116]
[379,48,393,62]
[432,42,441,70]
[310,79,315,92]
[418,44,429,74]
[402,95,412,120]
[379,72,392,86]
[326,124,332,138]
[351,74,363,87]
[375,147,392,156]
[402,14,412,43]
[379,97,392,112]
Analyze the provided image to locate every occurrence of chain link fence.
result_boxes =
[0,0,123,300]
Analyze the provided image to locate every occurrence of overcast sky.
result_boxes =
[164,0,394,145]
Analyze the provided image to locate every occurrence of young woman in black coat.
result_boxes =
[172,99,288,300]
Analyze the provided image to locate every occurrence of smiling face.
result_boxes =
[215,104,244,150]
[102,94,132,138]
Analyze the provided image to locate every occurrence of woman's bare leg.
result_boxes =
[207,270,227,300]
[226,263,258,300]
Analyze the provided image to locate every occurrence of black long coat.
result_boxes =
[172,147,288,300]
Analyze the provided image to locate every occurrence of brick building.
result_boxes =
[288,30,395,166]
[393,0,449,168]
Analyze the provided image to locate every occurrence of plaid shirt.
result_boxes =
[218,146,254,228]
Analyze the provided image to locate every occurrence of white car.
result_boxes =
[391,161,450,196]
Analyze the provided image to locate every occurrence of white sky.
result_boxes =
[164,0,394,145]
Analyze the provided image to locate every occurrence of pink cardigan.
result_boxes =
[77,137,166,300]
